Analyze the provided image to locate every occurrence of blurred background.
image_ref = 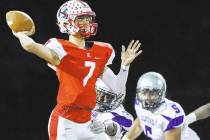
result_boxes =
[1,0,210,139]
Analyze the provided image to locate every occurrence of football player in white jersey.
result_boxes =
[90,78,134,140]
[122,72,200,140]
[186,102,210,125]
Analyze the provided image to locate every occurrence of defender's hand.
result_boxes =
[121,40,142,66]
[90,120,106,134]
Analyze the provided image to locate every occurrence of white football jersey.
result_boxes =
[135,98,185,140]
[92,105,133,140]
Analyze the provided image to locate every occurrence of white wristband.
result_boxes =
[121,65,130,71]
[121,135,130,140]
[186,112,197,125]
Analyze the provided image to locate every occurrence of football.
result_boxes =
[6,10,35,36]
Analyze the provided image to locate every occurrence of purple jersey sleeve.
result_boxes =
[111,112,133,128]
[162,115,184,131]
[162,102,185,131]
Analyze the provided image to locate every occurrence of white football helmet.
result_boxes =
[136,72,167,111]
[56,0,97,38]
[95,79,125,113]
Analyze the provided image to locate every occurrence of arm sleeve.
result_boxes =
[105,45,115,66]
[44,38,67,60]
[165,115,184,131]
[100,65,129,94]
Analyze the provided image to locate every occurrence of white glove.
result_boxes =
[90,119,118,136]
[90,120,106,134]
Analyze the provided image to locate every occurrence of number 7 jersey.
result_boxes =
[44,38,115,123]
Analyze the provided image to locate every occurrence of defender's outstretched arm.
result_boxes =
[186,102,210,124]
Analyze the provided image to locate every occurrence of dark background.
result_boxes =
[1,0,210,139]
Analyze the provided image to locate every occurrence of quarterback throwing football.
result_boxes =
[12,0,142,139]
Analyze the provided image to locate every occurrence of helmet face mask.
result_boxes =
[56,0,98,38]
[74,15,97,38]
[137,88,164,111]
[136,72,166,112]
[95,79,125,113]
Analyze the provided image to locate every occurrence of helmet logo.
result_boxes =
[57,5,68,19]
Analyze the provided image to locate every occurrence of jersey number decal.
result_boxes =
[83,61,96,86]
[171,104,180,113]
[145,125,152,138]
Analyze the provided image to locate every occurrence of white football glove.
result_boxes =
[90,120,106,134]
[90,120,118,136]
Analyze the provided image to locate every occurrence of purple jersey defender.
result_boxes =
[135,98,199,140]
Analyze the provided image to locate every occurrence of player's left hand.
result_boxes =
[90,120,106,134]
[121,40,142,66]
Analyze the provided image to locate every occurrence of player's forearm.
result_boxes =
[15,33,60,65]
[187,103,210,125]
[30,42,60,65]
[18,37,36,52]
[164,128,181,140]
[101,66,129,94]
[24,41,43,53]
[22,41,60,65]
[126,127,142,140]
[194,102,210,120]
[123,118,142,140]
[110,65,129,93]
[117,64,130,87]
